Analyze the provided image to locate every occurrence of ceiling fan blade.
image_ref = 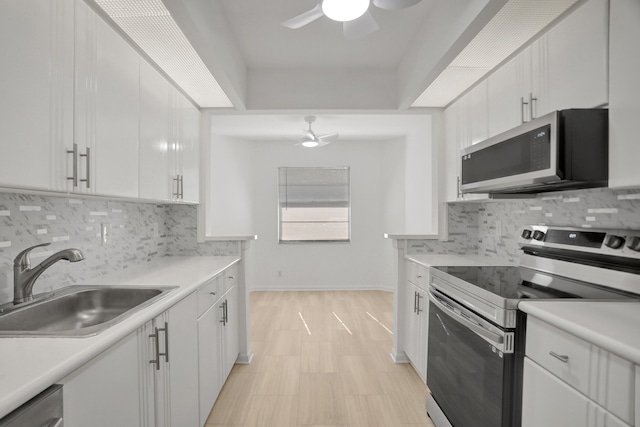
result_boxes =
[343,11,379,40]
[372,0,421,10]
[302,129,315,140]
[317,132,339,143]
[281,3,324,29]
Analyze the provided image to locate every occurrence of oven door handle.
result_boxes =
[428,290,504,347]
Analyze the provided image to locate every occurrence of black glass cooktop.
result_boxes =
[432,266,637,301]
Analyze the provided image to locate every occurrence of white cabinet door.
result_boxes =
[466,81,489,146]
[93,15,140,198]
[142,293,199,427]
[402,277,428,381]
[609,0,640,189]
[170,91,200,203]
[62,332,142,427]
[546,0,609,112]
[198,299,223,426]
[165,292,199,427]
[75,1,140,198]
[522,358,589,427]
[139,59,171,201]
[0,0,74,192]
[403,281,419,367]
[222,284,240,379]
[488,57,522,137]
[443,102,461,202]
[180,96,200,203]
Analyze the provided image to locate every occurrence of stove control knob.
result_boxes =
[521,229,532,239]
[532,230,546,241]
[604,235,626,249]
[627,236,640,252]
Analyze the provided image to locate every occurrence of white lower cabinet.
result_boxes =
[522,317,635,427]
[139,292,199,427]
[197,282,239,425]
[402,261,429,381]
[62,331,142,426]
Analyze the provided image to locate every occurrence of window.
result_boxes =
[278,167,350,242]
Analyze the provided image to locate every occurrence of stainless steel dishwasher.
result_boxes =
[0,384,63,427]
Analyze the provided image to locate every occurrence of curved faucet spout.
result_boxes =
[13,244,85,304]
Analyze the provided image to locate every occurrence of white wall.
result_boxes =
[205,133,254,236]
[245,139,390,290]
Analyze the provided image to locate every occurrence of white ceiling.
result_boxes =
[93,0,581,111]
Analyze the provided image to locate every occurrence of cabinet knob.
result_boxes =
[604,235,625,249]
[210,291,216,296]
[627,236,640,252]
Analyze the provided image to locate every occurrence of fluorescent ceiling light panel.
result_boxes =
[94,0,233,108]
[412,0,579,108]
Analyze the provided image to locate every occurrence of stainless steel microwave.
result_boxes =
[460,109,608,194]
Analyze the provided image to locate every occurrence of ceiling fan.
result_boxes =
[295,116,339,148]
[281,0,422,40]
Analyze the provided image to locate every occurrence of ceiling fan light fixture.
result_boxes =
[322,0,370,22]
[301,140,320,148]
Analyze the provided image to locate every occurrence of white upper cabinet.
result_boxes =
[139,60,172,201]
[169,91,200,203]
[487,0,608,137]
[139,65,200,203]
[443,81,489,202]
[609,0,640,189]
[95,17,140,198]
[75,3,140,198]
[488,56,522,136]
[179,95,201,203]
[0,0,199,201]
[546,0,609,113]
[0,0,74,192]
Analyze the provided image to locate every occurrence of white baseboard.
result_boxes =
[248,284,394,292]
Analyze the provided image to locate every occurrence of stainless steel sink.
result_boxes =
[0,285,176,337]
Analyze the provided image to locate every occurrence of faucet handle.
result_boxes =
[14,242,51,268]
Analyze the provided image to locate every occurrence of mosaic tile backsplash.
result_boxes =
[409,187,640,264]
[0,192,237,305]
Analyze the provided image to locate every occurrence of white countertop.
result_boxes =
[405,253,513,268]
[0,255,239,419]
[519,301,640,365]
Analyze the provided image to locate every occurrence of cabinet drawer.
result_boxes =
[223,264,238,293]
[526,317,593,396]
[406,261,429,290]
[197,275,222,318]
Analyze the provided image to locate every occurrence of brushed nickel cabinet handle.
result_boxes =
[529,92,538,120]
[179,175,184,199]
[160,321,169,363]
[416,293,423,314]
[173,175,180,198]
[67,143,78,187]
[521,96,529,123]
[80,147,90,188]
[549,351,569,363]
[149,328,161,370]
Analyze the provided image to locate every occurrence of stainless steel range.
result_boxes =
[425,226,640,427]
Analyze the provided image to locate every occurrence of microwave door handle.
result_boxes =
[428,291,504,347]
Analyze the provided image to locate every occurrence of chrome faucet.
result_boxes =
[13,242,85,304]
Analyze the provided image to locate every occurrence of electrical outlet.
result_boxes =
[101,223,111,245]
[495,220,503,237]
[153,222,159,238]
[277,270,282,278]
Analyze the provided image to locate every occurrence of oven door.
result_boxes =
[427,288,514,427]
